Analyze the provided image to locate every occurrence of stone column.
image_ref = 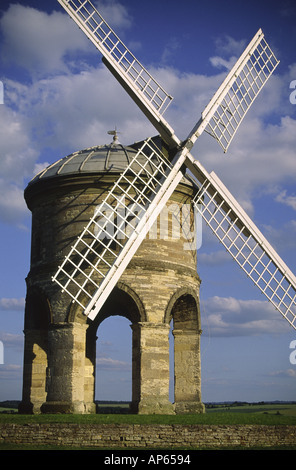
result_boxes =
[173,328,205,414]
[41,322,88,414]
[19,329,48,414]
[84,328,96,414]
[130,322,174,414]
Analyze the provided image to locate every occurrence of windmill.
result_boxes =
[53,0,296,331]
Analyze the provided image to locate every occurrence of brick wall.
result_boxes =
[1,423,295,448]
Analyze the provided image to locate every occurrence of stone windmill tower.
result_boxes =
[19,133,203,415]
[19,0,295,414]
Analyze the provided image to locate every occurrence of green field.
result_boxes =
[0,402,295,450]
[0,402,296,425]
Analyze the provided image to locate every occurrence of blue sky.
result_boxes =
[0,0,296,404]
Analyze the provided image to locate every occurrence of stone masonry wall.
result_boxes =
[0,423,295,448]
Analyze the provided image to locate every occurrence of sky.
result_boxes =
[0,0,296,405]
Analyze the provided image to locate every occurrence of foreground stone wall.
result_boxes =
[1,423,295,448]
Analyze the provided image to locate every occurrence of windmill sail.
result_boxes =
[56,0,179,148]
[54,0,296,329]
[185,155,296,329]
[52,138,185,320]
[188,29,279,151]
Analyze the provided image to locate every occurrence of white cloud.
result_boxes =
[0,2,133,78]
[0,183,27,224]
[209,35,246,71]
[214,35,246,57]
[0,332,23,350]
[96,357,131,371]
[268,369,296,378]
[2,62,296,227]
[0,104,38,223]
[0,5,295,235]
[209,56,237,71]
[194,113,296,214]
[275,190,296,211]
[201,296,291,337]
[199,250,231,266]
[0,298,25,311]
[94,1,132,30]
[0,364,22,381]
[261,220,296,254]
[161,38,181,65]
[0,4,91,76]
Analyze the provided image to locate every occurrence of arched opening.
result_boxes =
[19,288,52,414]
[169,320,174,403]
[95,315,132,412]
[166,290,204,413]
[85,283,145,413]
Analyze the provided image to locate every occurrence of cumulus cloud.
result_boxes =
[2,60,296,228]
[201,296,291,337]
[0,332,23,349]
[209,56,238,71]
[0,3,132,226]
[199,250,231,266]
[268,369,296,378]
[261,220,296,254]
[214,35,246,57]
[0,92,39,223]
[0,3,295,242]
[209,35,246,71]
[0,298,25,311]
[0,364,22,381]
[94,0,133,30]
[96,356,131,371]
[0,4,91,76]
[0,2,133,77]
[275,190,296,211]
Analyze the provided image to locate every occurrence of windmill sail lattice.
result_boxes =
[52,138,184,320]
[57,0,178,148]
[189,29,279,152]
[54,0,296,330]
[185,156,296,329]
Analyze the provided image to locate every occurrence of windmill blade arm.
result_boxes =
[52,138,187,320]
[185,154,296,329]
[57,0,179,148]
[187,29,280,152]
[102,57,180,148]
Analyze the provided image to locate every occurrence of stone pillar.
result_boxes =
[130,322,174,414]
[173,328,205,414]
[19,330,47,414]
[84,328,96,414]
[41,322,88,414]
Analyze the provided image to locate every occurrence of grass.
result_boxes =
[0,403,295,450]
[0,403,296,425]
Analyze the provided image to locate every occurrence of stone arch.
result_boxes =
[67,282,147,412]
[164,286,201,329]
[19,287,52,414]
[91,282,147,410]
[164,287,204,414]
[67,281,146,325]
[96,281,147,326]
[24,286,53,329]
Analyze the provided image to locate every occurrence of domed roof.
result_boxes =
[29,138,139,185]
[27,134,194,191]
